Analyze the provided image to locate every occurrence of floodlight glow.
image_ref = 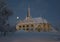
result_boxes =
[17,16,19,19]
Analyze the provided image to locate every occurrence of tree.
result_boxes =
[0,1,13,36]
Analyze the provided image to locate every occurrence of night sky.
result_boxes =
[6,0,60,29]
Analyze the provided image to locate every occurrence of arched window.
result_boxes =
[31,24,34,27]
[23,25,25,28]
[26,28,29,31]
[26,25,29,27]
[19,26,21,28]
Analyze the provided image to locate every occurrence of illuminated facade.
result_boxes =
[16,6,57,32]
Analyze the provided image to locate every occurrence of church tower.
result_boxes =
[16,1,57,32]
[27,5,30,17]
[25,5,31,20]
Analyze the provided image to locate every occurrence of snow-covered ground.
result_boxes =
[0,30,60,42]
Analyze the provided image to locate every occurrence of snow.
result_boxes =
[0,31,60,42]
[17,17,48,24]
[32,17,48,23]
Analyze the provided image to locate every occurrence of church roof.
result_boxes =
[32,17,48,23]
[17,5,48,24]
[17,17,48,25]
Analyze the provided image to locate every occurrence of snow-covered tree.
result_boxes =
[0,1,13,35]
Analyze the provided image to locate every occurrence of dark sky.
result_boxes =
[6,0,60,29]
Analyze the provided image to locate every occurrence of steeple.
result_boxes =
[27,4,30,17]
[25,3,32,20]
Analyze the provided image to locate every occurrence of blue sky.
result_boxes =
[6,0,60,29]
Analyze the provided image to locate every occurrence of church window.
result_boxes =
[19,26,21,28]
[23,25,25,28]
[26,25,29,27]
[31,24,34,27]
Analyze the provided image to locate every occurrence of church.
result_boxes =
[16,5,57,32]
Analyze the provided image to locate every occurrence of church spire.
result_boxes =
[25,3,32,20]
[27,4,30,17]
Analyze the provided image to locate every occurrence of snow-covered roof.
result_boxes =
[32,17,48,23]
[17,17,48,24]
